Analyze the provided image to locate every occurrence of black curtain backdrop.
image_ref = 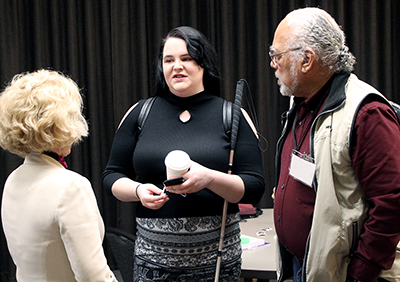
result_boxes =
[1,1,399,280]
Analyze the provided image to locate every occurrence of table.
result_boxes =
[240,208,277,282]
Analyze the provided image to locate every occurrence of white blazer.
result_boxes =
[1,153,117,282]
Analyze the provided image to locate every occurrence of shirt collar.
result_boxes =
[294,76,334,113]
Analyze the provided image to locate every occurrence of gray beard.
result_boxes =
[277,63,299,97]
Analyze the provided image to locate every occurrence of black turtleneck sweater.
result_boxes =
[102,91,265,218]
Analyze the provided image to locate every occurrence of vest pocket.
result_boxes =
[349,221,359,257]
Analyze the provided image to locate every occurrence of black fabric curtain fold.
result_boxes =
[1,1,399,280]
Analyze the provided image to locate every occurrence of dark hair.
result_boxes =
[154,26,221,96]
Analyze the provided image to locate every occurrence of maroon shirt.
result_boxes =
[274,88,326,259]
[274,90,400,281]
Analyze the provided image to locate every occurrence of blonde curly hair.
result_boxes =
[0,69,88,157]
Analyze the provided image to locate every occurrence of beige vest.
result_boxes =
[308,74,400,281]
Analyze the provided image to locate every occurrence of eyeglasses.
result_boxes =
[269,47,303,66]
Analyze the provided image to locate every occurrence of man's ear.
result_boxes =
[302,48,315,72]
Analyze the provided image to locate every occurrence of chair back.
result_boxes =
[105,227,136,282]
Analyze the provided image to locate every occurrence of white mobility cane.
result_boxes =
[215,79,244,282]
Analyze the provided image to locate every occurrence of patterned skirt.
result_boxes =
[133,213,242,282]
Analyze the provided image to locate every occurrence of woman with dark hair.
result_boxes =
[155,26,221,97]
[103,26,265,281]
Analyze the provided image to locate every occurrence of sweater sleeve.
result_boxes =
[57,175,117,282]
[102,102,142,197]
[349,99,400,281]
[233,111,266,204]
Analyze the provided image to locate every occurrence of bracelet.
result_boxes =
[135,183,141,200]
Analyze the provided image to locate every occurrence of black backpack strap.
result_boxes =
[137,97,157,131]
[389,101,400,123]
[223,100,233,136]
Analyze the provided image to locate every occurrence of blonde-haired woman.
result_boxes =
[0,69,117,282]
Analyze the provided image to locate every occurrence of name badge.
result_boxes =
[289,150,316,188]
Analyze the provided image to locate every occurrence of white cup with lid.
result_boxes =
[164,150,191,179]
